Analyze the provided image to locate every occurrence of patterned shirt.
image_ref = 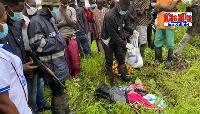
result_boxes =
[133,0,150,26]
[93,7,109,39]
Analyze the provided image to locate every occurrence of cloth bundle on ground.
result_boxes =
[125,30,143,68]
[94,79,166,110]
[94,84,127,104]
[65,39,81,77]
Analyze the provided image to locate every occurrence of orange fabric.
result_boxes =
[156,0,181,29]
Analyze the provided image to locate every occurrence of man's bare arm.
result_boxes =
[156,1,178,12]
[0,91,19,114]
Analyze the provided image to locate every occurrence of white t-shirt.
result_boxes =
[0,44,32,114]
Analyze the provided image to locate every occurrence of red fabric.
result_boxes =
[65,39,81,77]
[85,9,94,32]
[128,92,161,109]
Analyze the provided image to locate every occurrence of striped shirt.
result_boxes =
[133,0,150,26]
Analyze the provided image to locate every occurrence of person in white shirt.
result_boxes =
[0,2,36,113]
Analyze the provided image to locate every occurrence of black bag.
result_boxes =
[94,84,127,104]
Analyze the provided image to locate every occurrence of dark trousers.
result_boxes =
[102,42,125,69]
[147,24,156,48]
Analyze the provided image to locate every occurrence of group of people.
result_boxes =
[0,0,199,113]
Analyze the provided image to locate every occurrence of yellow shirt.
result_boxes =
[156,0,181,29]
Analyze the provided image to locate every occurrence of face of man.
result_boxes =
[89,0,95,5]
[6,2,24,17]
[119,4,129,11]
[96,0,103,9]
[61,0,68,8]
[81,1,85,7]
[24,0,36,15]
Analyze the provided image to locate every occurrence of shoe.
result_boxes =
[165,48,173,67]
[155,47,162,63]
[140,44,146,57]
[38,104,51,112]
[107,67,117,87]
[118,64,130,82]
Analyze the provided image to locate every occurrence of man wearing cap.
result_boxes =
[27,0,71,113]
[22,0,51,113]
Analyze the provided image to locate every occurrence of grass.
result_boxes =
[41,2,200,114]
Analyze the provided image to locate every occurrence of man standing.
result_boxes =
[0,2,33,114]
[93,0,109,53]
[173,0,199,59]
[0,0,37,74]
[76,0,90,57]
[101,0,131,86]
[27,0,71,113]
[154,0,181,66]
[133,0,150,57]
[22,0,50,113]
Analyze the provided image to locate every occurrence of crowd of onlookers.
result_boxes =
[1,0,199,113]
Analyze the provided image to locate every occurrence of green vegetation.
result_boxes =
[42,2,200,114]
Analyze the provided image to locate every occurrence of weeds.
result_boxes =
[40,2,200,114]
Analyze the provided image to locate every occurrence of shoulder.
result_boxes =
[67,7,76,12]
[0,48,11,63]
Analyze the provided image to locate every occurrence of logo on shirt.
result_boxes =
[164,12,192,27]
[49,32,56,37]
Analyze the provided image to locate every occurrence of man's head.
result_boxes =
[0,2,7,24]
[41,0,56,16]
[77,0,85,7]
[60,0,70,8]
[109,0,115,9]
[89,0,95,5]
[118,0,130,15]
[96,0,103,9]
[0,0,25,21]
[23,0,36,16]
[0,2,8,38]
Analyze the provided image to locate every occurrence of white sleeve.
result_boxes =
[0,58,11,93]
[71,8,77,22]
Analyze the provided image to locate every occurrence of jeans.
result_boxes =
[36,78,46,108]
[30,76,46,114]
[76,35,90,54]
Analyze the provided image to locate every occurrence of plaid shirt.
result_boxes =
[133,0,150,26]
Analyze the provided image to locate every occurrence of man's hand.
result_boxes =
[61,33,74,41]
[136,9,146,16]
[126,43,133,49]
[59,5,67,15]
[0,92,19,114]
[153,7,160,13]
[23,61,37,74]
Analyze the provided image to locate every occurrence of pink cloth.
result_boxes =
[128,92,161,109]
[128,83,146,92]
